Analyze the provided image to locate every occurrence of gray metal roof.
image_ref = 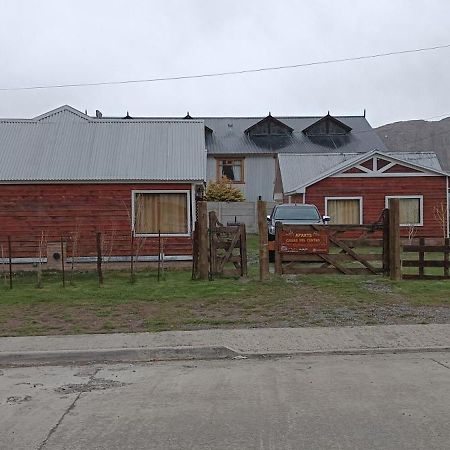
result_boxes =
[278,151,446,194]
[202,116,389,155]
[0,106,206,182]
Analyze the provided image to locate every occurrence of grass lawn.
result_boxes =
[0,235,448,336]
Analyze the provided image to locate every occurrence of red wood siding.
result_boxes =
[0,183,193,258]
[303,176,447,237]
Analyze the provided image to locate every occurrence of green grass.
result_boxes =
[0,269,291,306]
[0,234,448,336]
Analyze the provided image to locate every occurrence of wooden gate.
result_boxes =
[274,219,386,276]
[209,211,247,277]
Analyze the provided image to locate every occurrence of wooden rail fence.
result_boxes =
[402,237,450,280]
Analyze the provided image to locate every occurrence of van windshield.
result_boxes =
[274,206,321,221]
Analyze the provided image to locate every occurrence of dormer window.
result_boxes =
[302,114,352,136]
[245,114,293,137]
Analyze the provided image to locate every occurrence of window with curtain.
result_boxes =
[386,197,422,225]
[217,159,243,183]
[134,192,188,234]
[326,198,361,224]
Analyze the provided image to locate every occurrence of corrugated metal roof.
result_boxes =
[278,151,446,194]
[202,116,389,155]
[0,106,206,182]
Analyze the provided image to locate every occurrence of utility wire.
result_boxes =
[1,43,450,92]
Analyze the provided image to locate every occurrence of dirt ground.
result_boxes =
[1,278,448,336]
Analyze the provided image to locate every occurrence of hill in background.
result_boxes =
[376,118,450,171]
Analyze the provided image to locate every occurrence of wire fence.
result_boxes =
[0,230,193,289]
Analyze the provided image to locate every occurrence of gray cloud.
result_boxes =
[1,0,449,126]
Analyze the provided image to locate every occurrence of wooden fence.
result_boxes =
[402,237,450,280]
[257,199,402,280]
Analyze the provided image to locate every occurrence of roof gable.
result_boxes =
[279,150,447,194]
[33,105,91,123]
[244,114,294,136]
[302,114,352,136]
[335,153,442,177]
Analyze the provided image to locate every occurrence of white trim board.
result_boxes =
[333,172,437,178]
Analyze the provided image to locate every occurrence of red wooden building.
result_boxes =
[276,150,449,238]
[0,106,206,264]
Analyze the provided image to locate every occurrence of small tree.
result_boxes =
[205,177,245,202]
[433,202,448,239]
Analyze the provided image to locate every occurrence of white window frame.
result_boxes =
[325,196,363,224]
[385,195,423,227]
[131,189,191,237]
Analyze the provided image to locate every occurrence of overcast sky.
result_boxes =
[1,0,449,126]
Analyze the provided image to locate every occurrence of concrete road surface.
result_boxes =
[1,352,449,449]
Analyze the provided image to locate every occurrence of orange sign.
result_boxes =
[279,230,329,254]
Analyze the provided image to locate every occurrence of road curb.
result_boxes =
[242,346,450,359]
[1,345,449,367]
[0,346,239,367]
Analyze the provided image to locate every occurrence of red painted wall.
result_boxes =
[300,176,448,237]
[0,183,193,258]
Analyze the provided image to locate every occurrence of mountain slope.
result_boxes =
[376,118,450,171]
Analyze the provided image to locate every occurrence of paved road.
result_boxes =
[1,352,449,449]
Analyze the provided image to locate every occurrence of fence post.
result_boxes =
[239,223,248,277]
[388,198,401,280]
[382,208,390,275]
[60,237,65,288]
[274,222,282,275]
[8,236,12,289]
[96,232,104,286]
[197,201,209,280]
[257,200,269,281]
[130,233,135,283]
[444,238,449,278]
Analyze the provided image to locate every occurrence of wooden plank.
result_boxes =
[382,208,390,275]
[282,267,380,275]
[280,253,382,263]
[388,198,401,280]
[239,223,248,277]
[281,254,323,262]
[418,237,425,278]
[334,253,382,262]
[197,201,209,280]
[257,200,269,281]
[445,238,449,278]
[96,232,103,287]
[331,239,383,247]
[402,260,449,267]
[402,274,450,280]
[282,266,340,275]
[403,245,449,252]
